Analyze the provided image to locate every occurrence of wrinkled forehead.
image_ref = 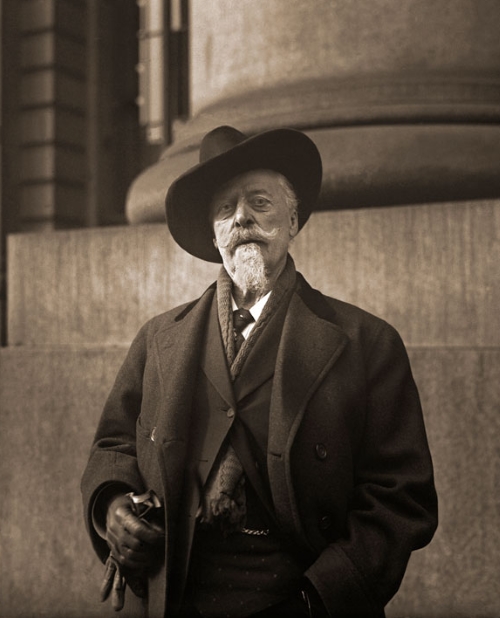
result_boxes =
[208,168,286,218]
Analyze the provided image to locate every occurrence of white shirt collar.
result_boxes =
[231,291,271,322]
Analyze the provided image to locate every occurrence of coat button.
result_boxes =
[319,515,332,530]
[315,443,327,460]
[226,408,235,418]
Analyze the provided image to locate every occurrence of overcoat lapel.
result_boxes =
[268,283,349,540]
[197,296,236,487]
[199,295,235,410]
[151,286,216,522]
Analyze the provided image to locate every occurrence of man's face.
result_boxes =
[209,169,298,286]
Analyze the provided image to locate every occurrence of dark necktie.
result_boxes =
[233,308,255,353]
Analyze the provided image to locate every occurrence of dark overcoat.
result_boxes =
[81,272,438,617]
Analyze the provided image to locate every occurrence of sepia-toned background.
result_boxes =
[1,1,499,616]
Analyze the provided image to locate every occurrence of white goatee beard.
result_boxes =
[228,243,269,296]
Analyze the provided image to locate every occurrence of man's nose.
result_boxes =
[234,200,254,227]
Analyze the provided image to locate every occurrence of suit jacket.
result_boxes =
[81,271,438,617]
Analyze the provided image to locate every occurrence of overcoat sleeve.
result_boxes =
[81,321,151,562]
[304,320,438,615]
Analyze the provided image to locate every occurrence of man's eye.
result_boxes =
[252,197,269,207]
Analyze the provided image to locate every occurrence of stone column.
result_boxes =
[126,0,500,222]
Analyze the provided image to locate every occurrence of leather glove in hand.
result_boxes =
[105,493,164,570]
[101,492,164,610]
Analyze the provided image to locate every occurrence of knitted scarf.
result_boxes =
[199,255,296,533]
[217,254,297,380]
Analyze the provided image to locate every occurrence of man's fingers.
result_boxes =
[121,512,164,545]
[116,544,151,568]
[145,519,165,536]
[109,533,152,568]
[111,527,147,553]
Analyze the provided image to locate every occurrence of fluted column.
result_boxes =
[126,0,500,223]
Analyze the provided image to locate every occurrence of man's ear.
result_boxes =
[213,238,218,249]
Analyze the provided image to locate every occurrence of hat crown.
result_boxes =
[199,126,247,163]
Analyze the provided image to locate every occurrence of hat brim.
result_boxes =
[165,128,322,263]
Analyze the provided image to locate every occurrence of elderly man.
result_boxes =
[81,126,438,618]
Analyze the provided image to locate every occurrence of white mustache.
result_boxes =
[217,227,280,251]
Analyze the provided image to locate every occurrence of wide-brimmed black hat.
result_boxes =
[165,125,322,262]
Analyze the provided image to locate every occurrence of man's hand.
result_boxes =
[101,492,164,610]
[105,493,164,570]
